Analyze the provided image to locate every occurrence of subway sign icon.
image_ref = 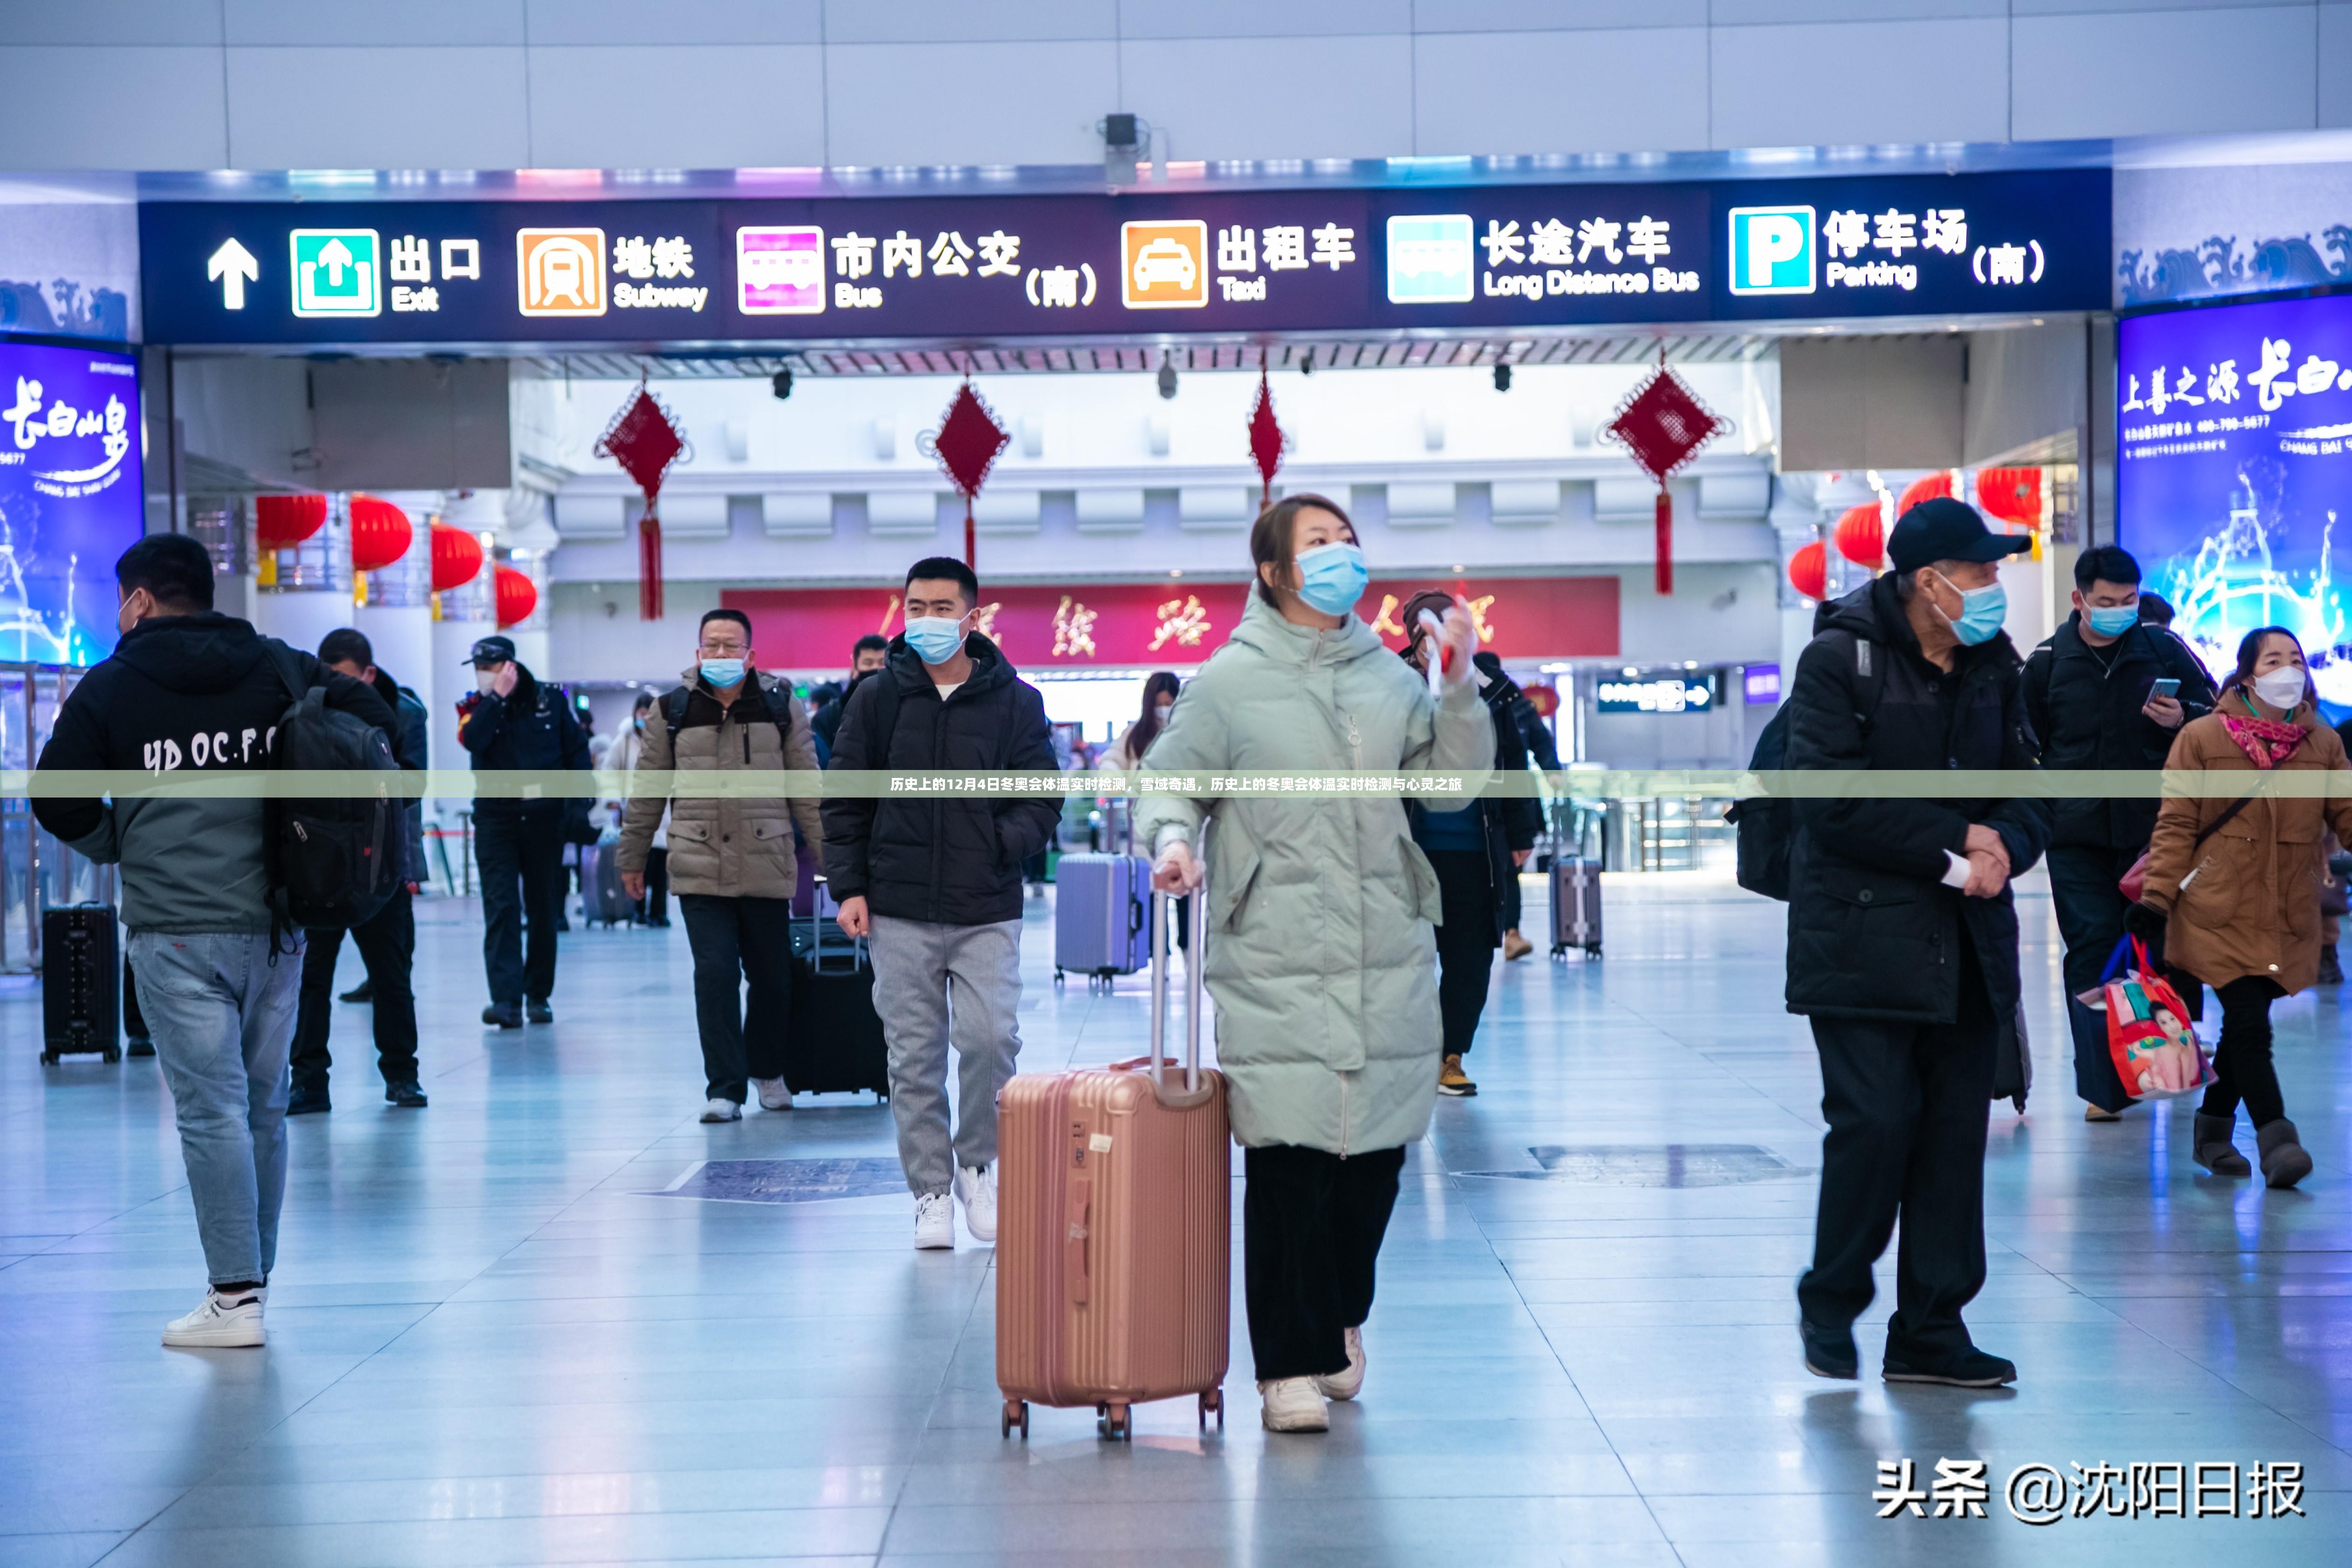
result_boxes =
[1728,206,1815,296]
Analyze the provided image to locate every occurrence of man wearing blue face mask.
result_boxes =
[821,558,1062,1249]
[1782,496,2052,1389]
[2023,545,2218,1121]
[618,609,826,1121]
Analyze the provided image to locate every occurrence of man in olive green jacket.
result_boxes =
[617,609,824,1121]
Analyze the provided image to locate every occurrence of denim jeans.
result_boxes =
[128,931,303,1286]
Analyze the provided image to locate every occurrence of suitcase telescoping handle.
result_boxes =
[807,874,862,975]
[1146,844,1207,1096]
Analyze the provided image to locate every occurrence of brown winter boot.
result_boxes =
[2256,1120,2313,1190]
[2192,1113,2252,1177]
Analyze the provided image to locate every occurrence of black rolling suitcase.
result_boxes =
[784,883,889,1100]
[42,903,120,1063]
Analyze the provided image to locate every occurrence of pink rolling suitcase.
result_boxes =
[997,889,1230,1441]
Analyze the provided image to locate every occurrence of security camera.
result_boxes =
[770,369,793,400]
[1156,361,1177,399]
[1493,363,1512,392]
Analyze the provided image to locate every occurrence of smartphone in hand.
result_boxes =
[2147,677,2181,700]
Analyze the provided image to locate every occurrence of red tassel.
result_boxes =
[1654,488,1673,596]
[964,497,976,570]
[639,506,664,621]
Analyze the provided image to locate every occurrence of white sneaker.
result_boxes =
[162,1288,266,1349]
[913,1191,954,1250]
[699,1098,741,1123]
[753,1077,793,1112]
[1258,1376,1329,1432]
[1316,1325,1366,1401]
[954,1164,998,1243]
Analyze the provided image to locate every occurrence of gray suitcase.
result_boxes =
[1054,852,1152,991]
[579,842,633,928]
[1549,855,1602,958]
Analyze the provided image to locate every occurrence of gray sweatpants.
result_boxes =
[867,914,1025,1197]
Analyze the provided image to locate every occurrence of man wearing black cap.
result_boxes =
[457,635,591,1029]
[1782,497,2051,1388]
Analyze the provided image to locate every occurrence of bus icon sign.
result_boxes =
[1386,215,1473,304]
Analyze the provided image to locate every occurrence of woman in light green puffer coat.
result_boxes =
[1137,494,1494,1435]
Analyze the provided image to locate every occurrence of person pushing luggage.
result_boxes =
[1137,494,1495,1434]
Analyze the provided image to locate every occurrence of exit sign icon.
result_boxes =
[291,228,381,317]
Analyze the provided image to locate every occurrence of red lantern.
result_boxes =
[1896,473,1953,515]
[1834,502,1885,569]
[1977,467,2042,528]
[494,566,537,628]
[430,522,484,594]
[1789,540,1828,601]
[1521,683,1560,719]
[349,495,413,574]
[255,493,328,550]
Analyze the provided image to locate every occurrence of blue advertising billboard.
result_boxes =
[0,336,144,665]
[2118,288,2352,699]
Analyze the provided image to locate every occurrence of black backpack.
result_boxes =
[265,646,403,932]
[1727,635,1885,902]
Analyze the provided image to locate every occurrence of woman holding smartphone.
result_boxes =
[2131,625,2352,1187]
[1137,494,1494,1434]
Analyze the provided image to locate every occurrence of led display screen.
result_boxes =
[0,336,144,664]
[2118,288,2352,699]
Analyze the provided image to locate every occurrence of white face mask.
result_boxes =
[2252,666,2307,711]
[474,668,500,694]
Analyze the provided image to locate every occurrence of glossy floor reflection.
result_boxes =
[2,872,2347,1566]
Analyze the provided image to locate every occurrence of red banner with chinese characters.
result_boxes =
[724,576,1618,671]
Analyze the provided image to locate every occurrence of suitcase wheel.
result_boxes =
[1099,1402,1131,1442]
[1053,968,1065,986]
[39,1050,57,1065]
[102,1048,120,1064]
[1001,1399,1029,1440]
[1198,1389,1223,1431]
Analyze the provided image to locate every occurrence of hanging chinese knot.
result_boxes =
[594,382,686,620]
[933,379,1010,569]
[1600,354,1729,595]
[1247,362,1286,506]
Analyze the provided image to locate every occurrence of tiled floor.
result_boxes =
[2,871,2347,1566]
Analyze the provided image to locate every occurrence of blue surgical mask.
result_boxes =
[699,658,745,688]
[904,616,966,665]
[2084,604,2139,638]
[1295,542,1369,617]
[1946,580,2009,646]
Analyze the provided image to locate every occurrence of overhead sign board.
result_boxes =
[138,170,2107,346]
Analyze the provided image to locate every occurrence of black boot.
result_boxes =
[2322,945,2344,986]
[2256,1120,2313,1190]
[2193,1113,2252,1177]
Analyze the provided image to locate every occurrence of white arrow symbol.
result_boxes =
[319,237,352,287]
[206,238,259,310]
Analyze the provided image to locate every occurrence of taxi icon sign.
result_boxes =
[518,228,607,316]
[1120,221,1207,309]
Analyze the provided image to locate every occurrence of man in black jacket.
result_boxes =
[288,628,431,1113]
[1784,498,2051,1389]
[1401,601,1544,1097]
[457,633,591,1028]
[2022,545,2216,1119]
[822,558,1061,1250]
[33,534,398,1349]
[810,633,889,761]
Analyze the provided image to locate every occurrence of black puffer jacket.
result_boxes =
[1783,577,2051,1026]
[2022,614,2215,850]
[820,633,1062,925]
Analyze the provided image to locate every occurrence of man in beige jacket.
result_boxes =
[617,609,825,1121]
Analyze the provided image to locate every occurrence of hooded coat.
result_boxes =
[2138,699,2352,995]
[1134,595,1497,1155]
[32,612,399,932]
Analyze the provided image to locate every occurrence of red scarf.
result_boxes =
[2219,708,2306,770]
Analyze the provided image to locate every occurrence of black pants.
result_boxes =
[2048,842,2205,1108]
[477,809,566,1006]
[1243,1144,1406,1381]
[679,894,794,1103]
[638,846,670,925]
[1798,938,1996,1360]
[123,956,149,1042]
[291,887,419,1090]
[2200,975,2286,1127]
[1425,847,1498,1058]
[1502,865,1524,933]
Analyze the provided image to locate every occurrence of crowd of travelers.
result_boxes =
[31,491,2348,1428]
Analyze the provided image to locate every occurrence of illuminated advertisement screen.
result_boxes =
[0,336,144,664]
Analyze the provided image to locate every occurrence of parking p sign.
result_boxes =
[1728,206,1814,296]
